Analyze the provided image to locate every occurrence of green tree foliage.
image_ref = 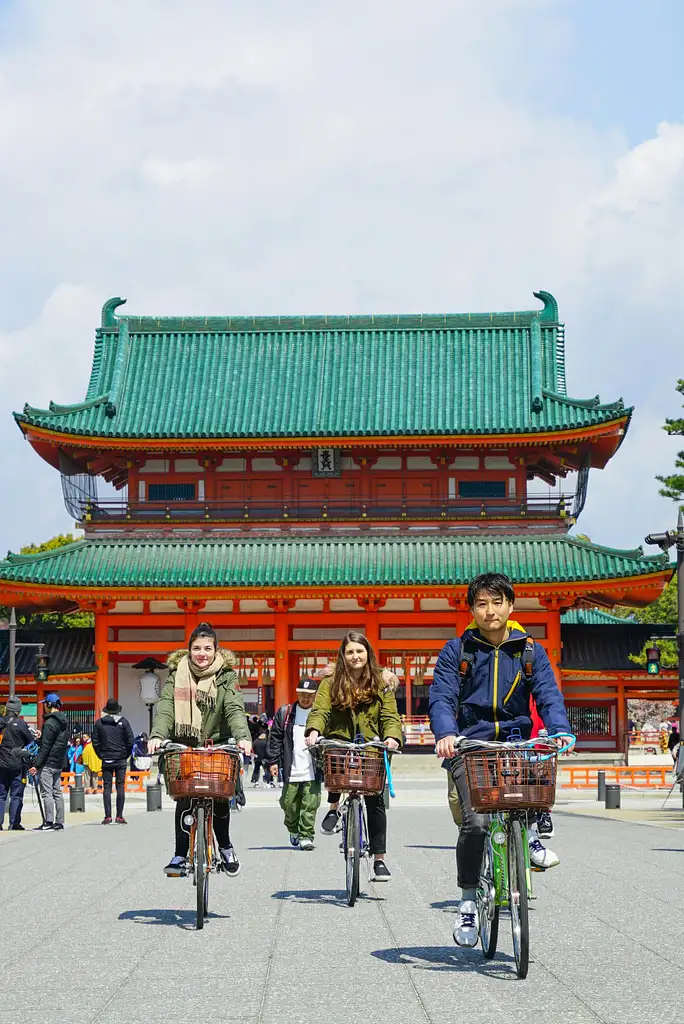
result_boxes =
[1,534,93,629]
[630,576,677,668]
[657,379,684,503]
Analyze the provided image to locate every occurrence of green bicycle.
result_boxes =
[455,733,575,979]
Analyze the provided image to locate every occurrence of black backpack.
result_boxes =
[458,636,536,688]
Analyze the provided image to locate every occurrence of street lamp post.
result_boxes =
[8,608,16,699]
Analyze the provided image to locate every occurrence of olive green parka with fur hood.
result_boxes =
[150,648,251,745]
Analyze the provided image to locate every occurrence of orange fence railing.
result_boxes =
[560,765,671,789]
[59,771,151,793]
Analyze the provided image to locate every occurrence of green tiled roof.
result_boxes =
[0,535,668,590]
[15,292,629,441]
[561,607,632,625]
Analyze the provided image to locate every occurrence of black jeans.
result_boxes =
[174,798,231,856]
[0,768,25,827]
[330,791,387,855]
[102,765,127,818]
[451,757,489,889]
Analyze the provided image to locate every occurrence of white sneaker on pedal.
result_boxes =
[453,900,479,947]
[529,835,560,869]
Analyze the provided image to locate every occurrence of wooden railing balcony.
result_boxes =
[78,493,576,525]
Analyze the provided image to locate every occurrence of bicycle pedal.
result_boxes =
[530,865,546,873]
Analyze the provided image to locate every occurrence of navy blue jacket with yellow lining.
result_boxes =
[429,622,571,742]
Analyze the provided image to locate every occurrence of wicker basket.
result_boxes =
[322,747,386,795]
[461,749,557,812]
[162,749,240,801]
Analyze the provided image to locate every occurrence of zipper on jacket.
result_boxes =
[493,649,500,739]
[503,671,521,706]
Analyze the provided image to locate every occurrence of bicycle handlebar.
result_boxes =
[313,738,402,753]
[453,732,576,761]
[158,740,243,756]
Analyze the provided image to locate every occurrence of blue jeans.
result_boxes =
[0,768,26,827]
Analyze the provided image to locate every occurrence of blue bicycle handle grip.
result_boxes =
[384,750,396,798]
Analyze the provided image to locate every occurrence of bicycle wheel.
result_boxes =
[345,796,360,907]
[478,836,499,960]
[508,818,529,978]
[195,804,207,930]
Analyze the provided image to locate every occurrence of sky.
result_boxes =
[1,0,683,555]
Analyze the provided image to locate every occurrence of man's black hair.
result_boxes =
[467,572,515,608]
[188,621,218,649]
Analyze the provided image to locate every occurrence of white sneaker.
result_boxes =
[453,900,479,947]
[529,835,560,869]
[299,838,314,851]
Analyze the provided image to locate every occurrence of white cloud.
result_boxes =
[595,121,684,214]
[0,0,682,554]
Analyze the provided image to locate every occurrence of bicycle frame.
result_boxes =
[185,796,217,878]
[486,811,532,906]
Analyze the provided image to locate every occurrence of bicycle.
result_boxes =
[160,740,242,930]
[315,739,397,907]
[453,732,575,979]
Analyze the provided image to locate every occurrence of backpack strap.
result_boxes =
[458,639,476,683]
[521,639,536,679]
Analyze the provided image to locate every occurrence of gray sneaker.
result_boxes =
[453,900,479,947]
[220,846,241,876]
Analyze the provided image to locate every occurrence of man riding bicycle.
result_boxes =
[429,573,573,948]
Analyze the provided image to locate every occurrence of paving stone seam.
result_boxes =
[256,837,292,1024]
[371,877,435,1023]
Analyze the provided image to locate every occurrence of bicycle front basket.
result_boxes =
[323,747,386,795]
[163,749,240,801]
[461,749,557,812]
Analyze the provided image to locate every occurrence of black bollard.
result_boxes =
[146,781,162,811]
[69,785,85,813]
[605,783,621,809]
[597,770,606,802]
[73,772,84,791]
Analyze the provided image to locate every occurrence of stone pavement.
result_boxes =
[2,788,683,1024]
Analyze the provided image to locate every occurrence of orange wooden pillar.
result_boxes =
[361,595,385,653]
[616,679,627,757]
[404,655,413,719]
[543,601,562,686]
[179,598,205,645]
[94,609,109,718]
[449,594,470,637]
[255,656,265,713]
[270,599,293,710]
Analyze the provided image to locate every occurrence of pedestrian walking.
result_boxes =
[92,698,134,824]
[0,696,35,831]
[267,678,322,850]
[251,730,272,787]
[305,632,402,880]
[80,733,101,793]
[29,692,69,831]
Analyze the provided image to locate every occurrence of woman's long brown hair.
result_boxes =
[329,632,384,709]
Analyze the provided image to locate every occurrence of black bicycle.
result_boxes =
[316,739,396,906]
[160,740,242,929]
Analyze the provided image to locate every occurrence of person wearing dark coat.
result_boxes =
[0,696,34,830]
[92,698,134,824]
[30,692,69,831]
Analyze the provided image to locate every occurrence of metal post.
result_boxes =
[8,608,16,698]
[597,770,606,802]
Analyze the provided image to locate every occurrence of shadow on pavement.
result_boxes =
[371,945,517,977]
[249,846,292,851]
[404,845,454,850]
[652,848,684,852]
[430,899,459,913]
[272,889,382,907]
[118,908,230,929]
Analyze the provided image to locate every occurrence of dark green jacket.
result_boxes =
[150,649,251,745]
[305,677,403,745]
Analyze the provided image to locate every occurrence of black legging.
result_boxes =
[102,765,127,818]
[329,791,387,855]
[174,798,231,856]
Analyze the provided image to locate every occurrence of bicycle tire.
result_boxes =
[508,818,529,978]
[345,796,360,906]
[478,836,499,959]
[196,804,206,930]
